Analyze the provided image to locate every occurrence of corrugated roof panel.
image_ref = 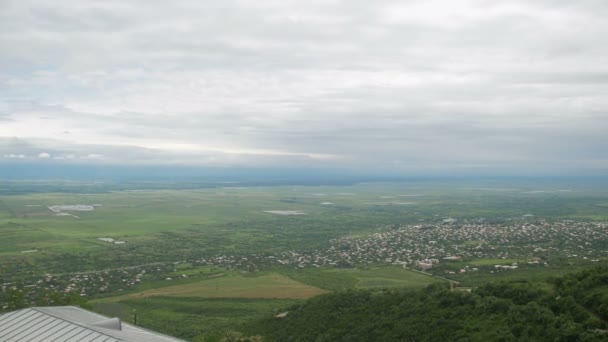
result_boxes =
[0,308,29,325]
[35,306,109,324]
[31,322,77,342]
[0,308,36,330]
[89,335,118,342]
[0,306,184,342]
[0,309,44,339]
[0,309,19,325]
[43,323,82,341]
[5,314,54,341]
[54,324,93,341]
[93,326,180,342]
[63,329,98,342]
[28,321,74,341]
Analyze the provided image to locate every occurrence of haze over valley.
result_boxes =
[1,1,608,341]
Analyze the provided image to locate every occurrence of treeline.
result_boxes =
[247,266,608,341]
[551,266,608,320]
[0,285,90,312]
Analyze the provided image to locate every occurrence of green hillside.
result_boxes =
[247,266,608,342]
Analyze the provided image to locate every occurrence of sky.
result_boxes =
[1,0,607,176]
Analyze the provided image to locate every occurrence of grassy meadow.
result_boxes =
[99,273,329,302]
[91,267,441,341]
[280,266,442,291]
[2,181,608,259]
[94,297,301,341]
[2,180,608,340]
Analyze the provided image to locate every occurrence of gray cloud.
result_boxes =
[1,0,607,174]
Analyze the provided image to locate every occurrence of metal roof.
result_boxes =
[0,306,186,342]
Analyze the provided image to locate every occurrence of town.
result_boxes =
[2,218,606,308]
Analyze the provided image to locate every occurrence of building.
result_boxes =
[0,306,185,341]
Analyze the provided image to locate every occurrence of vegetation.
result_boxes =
[248,266,608,341]
[0,286,90,311]
[280,266,442,291]
[98,273,328,302]
[1,180,608,340]
[94,298,296,341]
[86,266,440,341]
[1,181,607,279]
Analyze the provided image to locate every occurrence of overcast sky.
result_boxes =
[1,0,607,175]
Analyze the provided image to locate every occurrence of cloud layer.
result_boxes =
[1,0,607,174]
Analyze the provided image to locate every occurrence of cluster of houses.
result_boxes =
[193,220,607,272]
[416,258,440,270]
[2,219,606,308]
[494,264,519,270]
[1,264,176,308]
[315,219,608,270]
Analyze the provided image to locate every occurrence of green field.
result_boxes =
[99,273,328,302]
[2,180,608,340]
[0,185,431,261]
[94,297,300,341]
[91,266,441,341]
[281,266,442,291]
[2,182,608,266]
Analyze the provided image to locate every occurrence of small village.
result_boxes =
[2,219,607,307]
[193,219,607,272]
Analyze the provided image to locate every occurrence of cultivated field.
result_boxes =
[280,266,442,291]
[100,273,328,301]
[93,297,301,341]
[2,180,608,340]
[2,181,608,260]
[91,266,440,340]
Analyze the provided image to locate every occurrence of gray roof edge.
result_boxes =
[31,306,186,342]
[119,320,187,341]
[29,307,123,342]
